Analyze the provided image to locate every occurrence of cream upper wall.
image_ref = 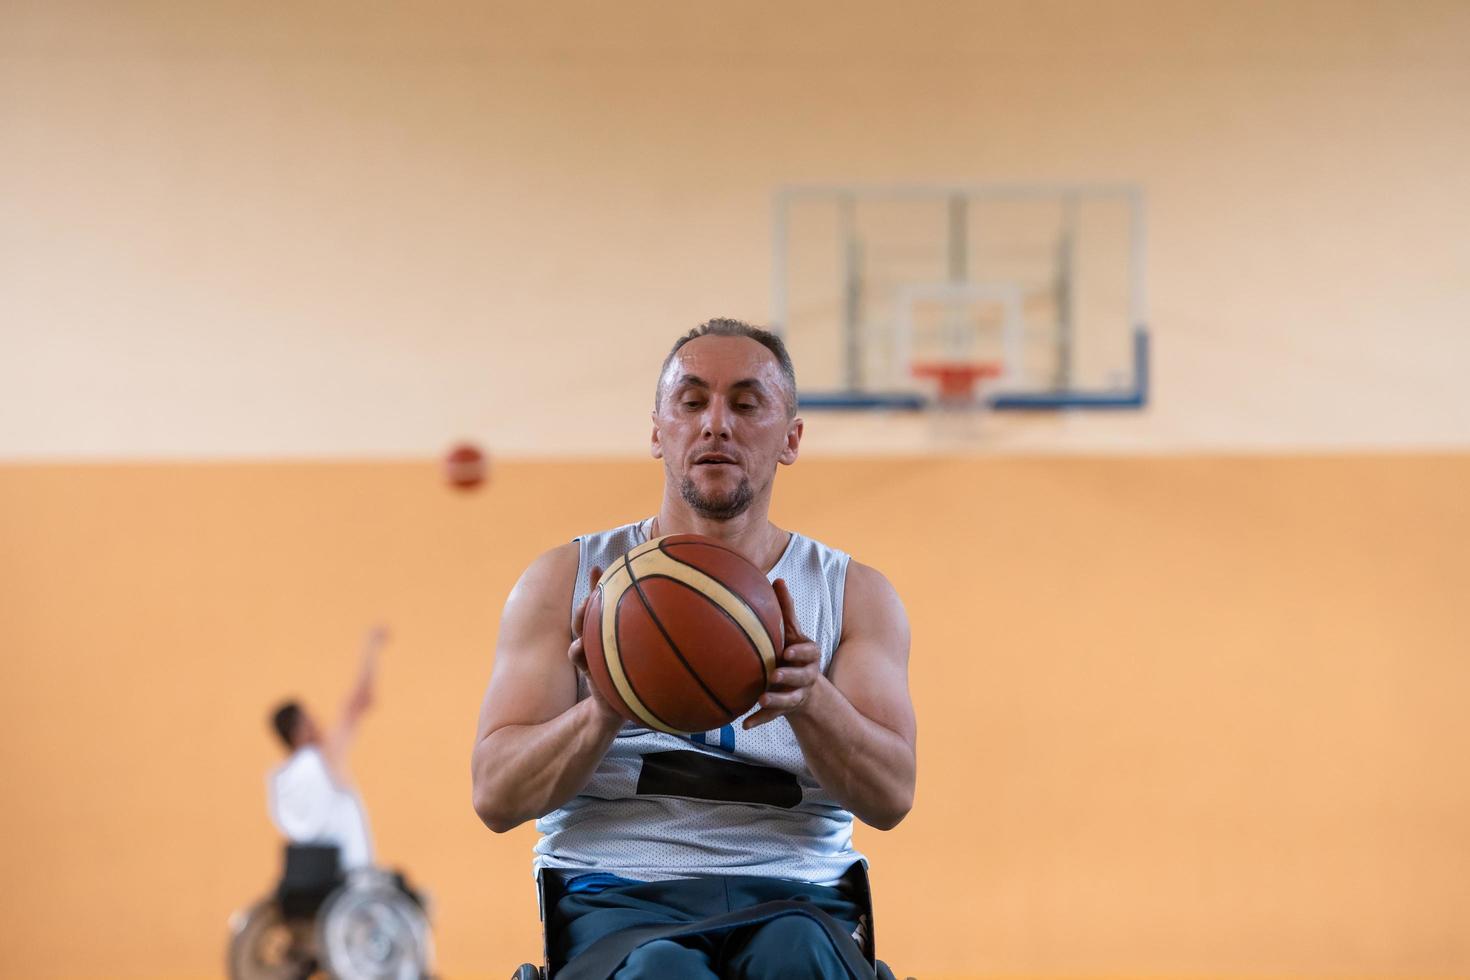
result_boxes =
[3,0,1468,459]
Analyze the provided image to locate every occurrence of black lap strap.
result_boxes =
[555,898,877,980]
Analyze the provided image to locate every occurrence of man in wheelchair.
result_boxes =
[268,626,386,875]
[228,626,435,980]
[471,321,917,979]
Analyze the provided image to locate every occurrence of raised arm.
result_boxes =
[471,543,625,833]
[745,562,916,829]
[321,624,388,780]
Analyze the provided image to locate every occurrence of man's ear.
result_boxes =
[650,409,663,460]
[778,417,804,466]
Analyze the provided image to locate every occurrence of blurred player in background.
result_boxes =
[267,625,386,870]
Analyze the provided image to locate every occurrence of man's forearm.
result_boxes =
[472,698,622,833]
[787,678,916,830]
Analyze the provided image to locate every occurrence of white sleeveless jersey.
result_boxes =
[533,517,863,885]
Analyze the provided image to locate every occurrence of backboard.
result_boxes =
[772,183,1148,411]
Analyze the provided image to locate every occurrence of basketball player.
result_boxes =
[268,625,385,871]
[472,319,916,979]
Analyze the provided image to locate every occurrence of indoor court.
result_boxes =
[2,3,1468,979]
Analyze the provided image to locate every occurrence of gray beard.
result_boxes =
[680,473,755,521]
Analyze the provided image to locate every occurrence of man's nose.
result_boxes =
[702,400,731,438]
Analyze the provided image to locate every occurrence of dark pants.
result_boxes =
[554,874,870,979]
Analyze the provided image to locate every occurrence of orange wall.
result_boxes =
[2,455,1468,978]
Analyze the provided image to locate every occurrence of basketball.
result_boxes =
[443,441,488,490]
[581,534,783,735]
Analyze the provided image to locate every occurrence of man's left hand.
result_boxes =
[743,578,822,729]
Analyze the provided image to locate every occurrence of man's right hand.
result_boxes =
[568,566,624,727]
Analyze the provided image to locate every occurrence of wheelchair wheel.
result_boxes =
[315,869,434,980]
[227,897,318,980]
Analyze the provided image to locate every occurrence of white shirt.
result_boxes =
[268,746,374,870]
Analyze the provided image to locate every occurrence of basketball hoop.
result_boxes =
[910,361,1003,407]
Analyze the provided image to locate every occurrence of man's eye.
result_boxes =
[682,400,703,409]
[735,402,758,412]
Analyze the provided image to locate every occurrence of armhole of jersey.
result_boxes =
[831,551,851,655]
[571,534,589,630]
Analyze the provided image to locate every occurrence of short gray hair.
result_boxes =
[655,318,798,418]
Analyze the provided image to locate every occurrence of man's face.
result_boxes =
[651,335,802,521]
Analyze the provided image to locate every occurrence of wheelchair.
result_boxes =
[228,844,435,980]
[511,862,909,980]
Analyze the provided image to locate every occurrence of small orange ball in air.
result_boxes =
[443,442,488,490]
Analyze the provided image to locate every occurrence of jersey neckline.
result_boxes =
[637,517,797,578]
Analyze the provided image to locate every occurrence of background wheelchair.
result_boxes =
[511,863,909,980]
[228,844,435,980]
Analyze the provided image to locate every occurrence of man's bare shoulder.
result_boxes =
[523,540,581,582]
[505,541,581,620]
[844,559,902,605]
[841,560,909,642]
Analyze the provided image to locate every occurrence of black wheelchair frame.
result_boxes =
[512,863,906,980]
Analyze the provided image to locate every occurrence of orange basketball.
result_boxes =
[443,441,488,490]
[581,534,783,735]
